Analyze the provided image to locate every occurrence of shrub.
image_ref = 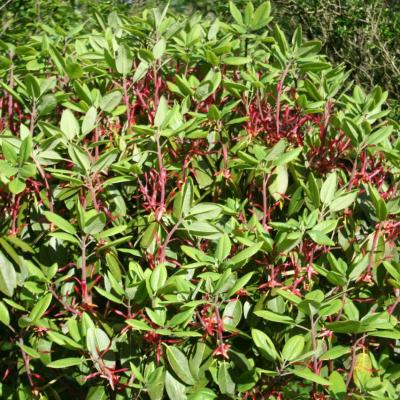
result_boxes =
[0,1,399,399]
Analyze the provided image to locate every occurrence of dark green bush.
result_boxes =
[0,1,399,399]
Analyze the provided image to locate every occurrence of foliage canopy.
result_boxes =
[0,1,399,399]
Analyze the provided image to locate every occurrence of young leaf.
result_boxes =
[229,1,243,25]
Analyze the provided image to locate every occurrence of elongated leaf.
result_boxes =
[60,109,79,140]
[29,293,52,322]
[81,106,97,135]
[292,368,331,386]
[0,251,17,297]
[47,358,83,368]
[227,242,263,266]
[44,211,76,235]
[166,346,196,385]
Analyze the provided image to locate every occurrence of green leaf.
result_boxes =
[153,39,166,60]
[325,321,361,333]
[166,345,196,385]
[320,346,350,361]
[48,44,66,74]
[254,310,294,325]
[215,234,231,262]
[226,271,254,297]
[126,319,153,331]
[86,327,114,368]
[366,125,393,146]
[0,251,17,297]
[227,242,263,267]
[269,165,288,201]
[282,335,305,361]
[84,212,106,235]
[86,387,108,400]
[29,293,52,323]
[49,232,80,245]
[330,191,358,212]
[368,183,387,221]
[218,362,235,395]
[47,358,83,368]
[2,142,17,164]
[0,301,10,326]
[97,225,127,239]
[92,149,118,173]
[9,178,26,194]
[368,330,400,339]
[292,368,331,386]
[273,147,302,166]
[148,367,165,400]
[165,370,186,400]
[0,80,26,107]
[151,264,167,292]
[181,246,213,263]
[66,62,83,79]
[274,24,289,55]
[308,230,335,246]
[154,96,169,128]
[60,109,80,140]
[184,221,222,240]
[224,56,252,65]
[251,329,278,361]
[116,44,132,75]
[173,177,193,219]
[81,106,97,136]
[44,211,77,235]
[222,299,242,328]
[252,2,272,30]
[100,91,122,113]
[19,135,33,164]
[275,288,302,304]
[321,172,337,205]
[329,371,346,400]
[132,60,149,83]
[229,1,243,24]
[68,144,91,172]
[24,74,41,99]
[312,219,338,234]
[298,60,331,73]
[94,286,122,304]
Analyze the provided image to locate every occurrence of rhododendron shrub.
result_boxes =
[0,2,399,399]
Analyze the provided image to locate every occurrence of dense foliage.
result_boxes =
[0,1,400,399]
[169,0,400,117]
[3,1,400,115]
